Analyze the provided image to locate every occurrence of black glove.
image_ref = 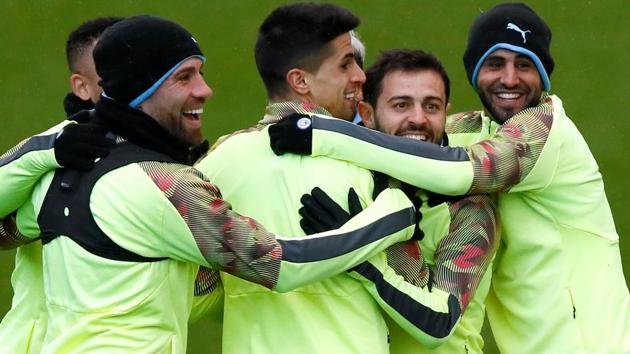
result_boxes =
[370,173,424,240]
[426,191,464,207]
[54,122,115,170]
[371,171,390,201]
[63,92,94,117]
[299,187,362,234]
[269,113,313,156]
[399,182,424,241]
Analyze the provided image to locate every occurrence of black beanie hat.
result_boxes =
[94,15,205,106]
[463,3,553,91]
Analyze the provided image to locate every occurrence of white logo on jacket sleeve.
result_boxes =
[506,23,531,43]
[297,117,312,130]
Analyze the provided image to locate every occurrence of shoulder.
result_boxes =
[445,111,484,134]
[209,124,267,153]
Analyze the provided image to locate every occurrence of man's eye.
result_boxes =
[394,102,407,109]
[178,73,191,81]
[485,61,501,68]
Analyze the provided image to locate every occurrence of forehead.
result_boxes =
[325,33,353,59]
[487,48,534,62]
[380,69,446,99]
[168,57,204,76]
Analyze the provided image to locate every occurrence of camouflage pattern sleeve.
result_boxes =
[349,193,498,347]
[466,95,553,193]
[308,95,554,195]
[139,162,416,292]
[433,194,499,312]
[189,266,224,323]
[0,213,33,250]
[139,161,283,289]
[194,266,221,296]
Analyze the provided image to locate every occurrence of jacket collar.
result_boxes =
[93,97,198,165]
[260,101,332,125]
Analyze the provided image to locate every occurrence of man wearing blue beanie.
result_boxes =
[269,3,630,353]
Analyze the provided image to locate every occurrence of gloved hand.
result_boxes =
[269,113,313,156]
[371,171,390,201]
[398,182,424,241]
[54,122,115,170]
[426,191,463,207]
[370,171,423,239]
[299,187,362,234]
[63,92,95,117]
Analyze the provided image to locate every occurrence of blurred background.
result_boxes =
[1,1,628,353]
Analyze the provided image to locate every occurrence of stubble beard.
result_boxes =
[477,88,540,124]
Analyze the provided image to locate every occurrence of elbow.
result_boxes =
[406,294,462,348]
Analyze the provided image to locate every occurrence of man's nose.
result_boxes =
[408,106,428,125]
[194,77,213,99]
[500,64,519,87]
[351,62,366,84]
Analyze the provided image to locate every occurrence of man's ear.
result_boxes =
[70,73,91,101]
[446,101,451,114]
[358,101,376,128]
[286,68,310,95]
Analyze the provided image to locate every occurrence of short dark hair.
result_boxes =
[66,16,123,73]
[255,3,359,98]
[363,49,450,108]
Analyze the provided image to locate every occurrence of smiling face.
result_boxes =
[139,58,213,146]
[476,49,542,123]
[360,69,449,144]
[304,33,365,120]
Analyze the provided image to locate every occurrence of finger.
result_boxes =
[72,144,111,158]
[60,157,95,170]
[311,187,346,219]
[74,128,113,142]
[347,188,363,217]
[300,194,335,228]
[371,171,389,200]
[300,219,317,235]
[84,136,116,147]
[299,207,330,233]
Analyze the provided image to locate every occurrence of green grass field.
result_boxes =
[1,1,628,353]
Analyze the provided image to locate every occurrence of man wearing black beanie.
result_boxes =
[269,3,630,353]
[1,14,419,353]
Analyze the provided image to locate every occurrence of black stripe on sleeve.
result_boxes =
[353,261,461,339]
[278,207,413,263]
[312,116,470,162]
[0,134,57,168]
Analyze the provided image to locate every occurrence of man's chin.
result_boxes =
[480,96,520,123]
[338,109,356,121]
[489,107,517,123]
[179,132,203,147]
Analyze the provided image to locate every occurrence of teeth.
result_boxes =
[184,108,203,115]
[402,134,428,142]
[344,92,355,99]
[497,92,521,99]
